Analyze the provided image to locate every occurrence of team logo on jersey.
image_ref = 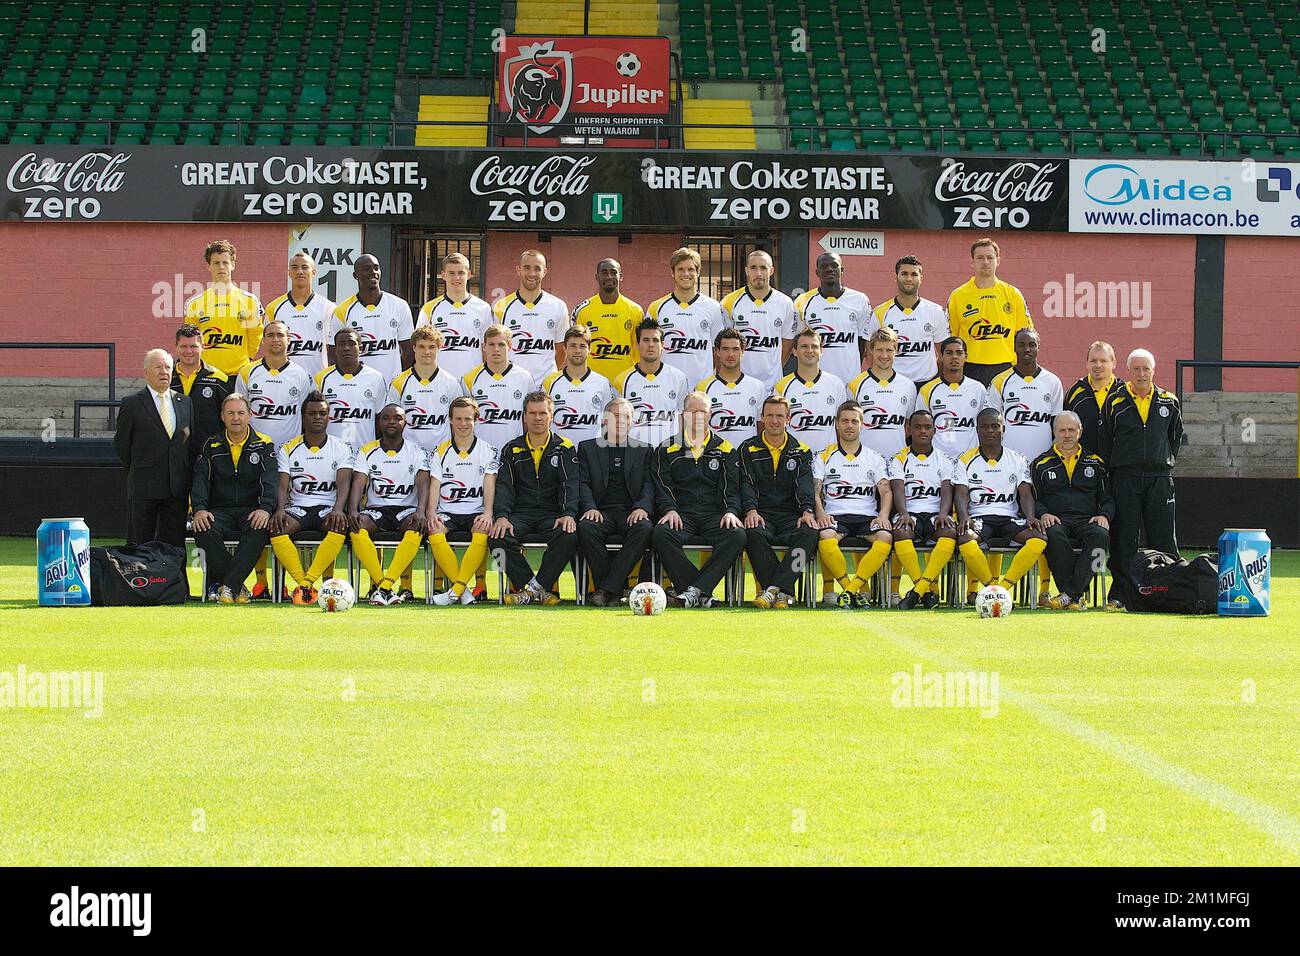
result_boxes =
[708,458,719,470]
[786,458,797,471]
[823,471,876,499]
[1004,402,1052,426]
[554,405,598,429]
[710,405,754,433]
[735,320,779,351]
[809,323,857,349]
[1083,466,1095,477]
[932,409,975,433]
[440,479,483,504]
[662,328,709,354]
[904,477,940,500]
[477,400,523,425]
[502,41,573,134]
[369,475,415,499]
[404,405,448,430]
[201,386,213,398]
[590,336,631,359]
[969,484,1015,506]
[292,473,338,497]
[248,452,260,464]
[966,317,1012,340]
[351,329,399,355]
[789,404,835,432]
[438,327,481,353]
[550,454,559,467]
[1159,405,1169,417]
[327,399,372,422]
[203,331,243,349]
[249,397,298,418]
[859,403,905,429]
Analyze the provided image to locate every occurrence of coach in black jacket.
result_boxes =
[1031,412,1115,610]
[1063,340,1122,455]
[171,323,232,457]
[491,391,580,604]
[652,392,747,608]
[739,395,819,609]
[577,398,657,607]
[1098,349,1183,610]
[190,393,278,602]
[114,348,193,547]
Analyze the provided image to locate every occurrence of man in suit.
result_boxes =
[114,348,193,547]
[577,397,657,607]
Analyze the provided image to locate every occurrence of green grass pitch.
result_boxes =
[2,537,1296,866]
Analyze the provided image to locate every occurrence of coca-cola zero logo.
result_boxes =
[470,154,593,224]
[934,160,1059,230]
[6,151,129,219]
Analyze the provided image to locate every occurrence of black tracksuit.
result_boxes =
[652,433,747,597]
[1063,375,1121,456]
[739,432,818,595]
[1031,446,1115,600]
[172,363,233,459]
[493,432,580,592]
[190,429,278,591]
[1099,383,1183,605]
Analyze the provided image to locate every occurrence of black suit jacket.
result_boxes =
[114,387,193,500]
[578,437,656,515]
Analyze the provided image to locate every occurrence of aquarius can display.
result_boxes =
[37,517,92,607]
[1217,528,1270,617]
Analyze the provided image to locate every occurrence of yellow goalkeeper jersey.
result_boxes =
[571,293,642,381]
[183,285,265,376]
[946,278,1032,366]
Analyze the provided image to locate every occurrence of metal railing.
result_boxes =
[0,342,119,433]
[7,117,1298,156]
[1174,359,1300,403]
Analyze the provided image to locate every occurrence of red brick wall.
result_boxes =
[807,229,1198,388]
[0,222,289,378]
[0,222,1290,400]
[482,230,685,311]
[1223,236,1300,392]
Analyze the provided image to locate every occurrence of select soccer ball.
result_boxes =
[318,578,355,612]
[615,52,642,78]
[975,584,1013,618]
[628,582,666,616]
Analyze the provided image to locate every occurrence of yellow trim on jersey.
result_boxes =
[990,367,1014,396]
[282,435,304,454]
[958,447,983,467]
[774,372,794,396]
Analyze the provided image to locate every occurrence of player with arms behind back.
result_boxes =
[183,239,265,378]
[416,252,494,384]
[429,396,498,606]
[697,327,771,449]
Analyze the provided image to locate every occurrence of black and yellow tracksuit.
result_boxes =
[493,431,579,592]
[1063,374,1120,456]
[652,432,747,597]
[1031,445,1115,600]
[739,432,818,595]
[173,363,232,458]
[1099,383,1183,604]
[190,429,278,591]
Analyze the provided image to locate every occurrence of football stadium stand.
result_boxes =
[0,0,1297,152]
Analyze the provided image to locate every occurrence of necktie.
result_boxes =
[158,393,174,438]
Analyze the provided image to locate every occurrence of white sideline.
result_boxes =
[853,618,1300,858]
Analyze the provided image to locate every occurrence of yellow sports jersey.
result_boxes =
[571,294,642,381]
[183,285,266,376]
[946,278,1033,366]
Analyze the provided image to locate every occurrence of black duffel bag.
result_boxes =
[90,541,189,606]
[1128,549,1218,614]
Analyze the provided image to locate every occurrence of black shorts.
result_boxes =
[360,505,420,532]
[828,513,883,538]
[437,512,481,537]
[893,512,947,543]
[970,514,1028,548]
[284,504,333,534]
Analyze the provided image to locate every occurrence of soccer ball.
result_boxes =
[615,52,642,78]
[628,582,666,616]
[319,578,355,612]
[975,584,1013,618]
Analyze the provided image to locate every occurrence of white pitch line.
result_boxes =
[854,616,1300,858]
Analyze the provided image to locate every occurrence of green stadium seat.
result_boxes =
[964,130,994,151]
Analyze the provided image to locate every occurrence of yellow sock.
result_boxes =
[890,553,902,593]
[916,537,956,595]
[349,529,384,586]
[959,539,993,586]
[817,538,852,591]
[1001,537,1047,586]
[989,552,1004,580]
[255,547,270,584]
[853,539,892,586]
[305,532,347,584]
[1038,555,1051,591]
[476,553,489,590]
[457,533,489,591]
[385,531,424,584]
[270,535,307,585]
[402,568,414,591]
[893,539,922,587]
[428,533,461,581]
